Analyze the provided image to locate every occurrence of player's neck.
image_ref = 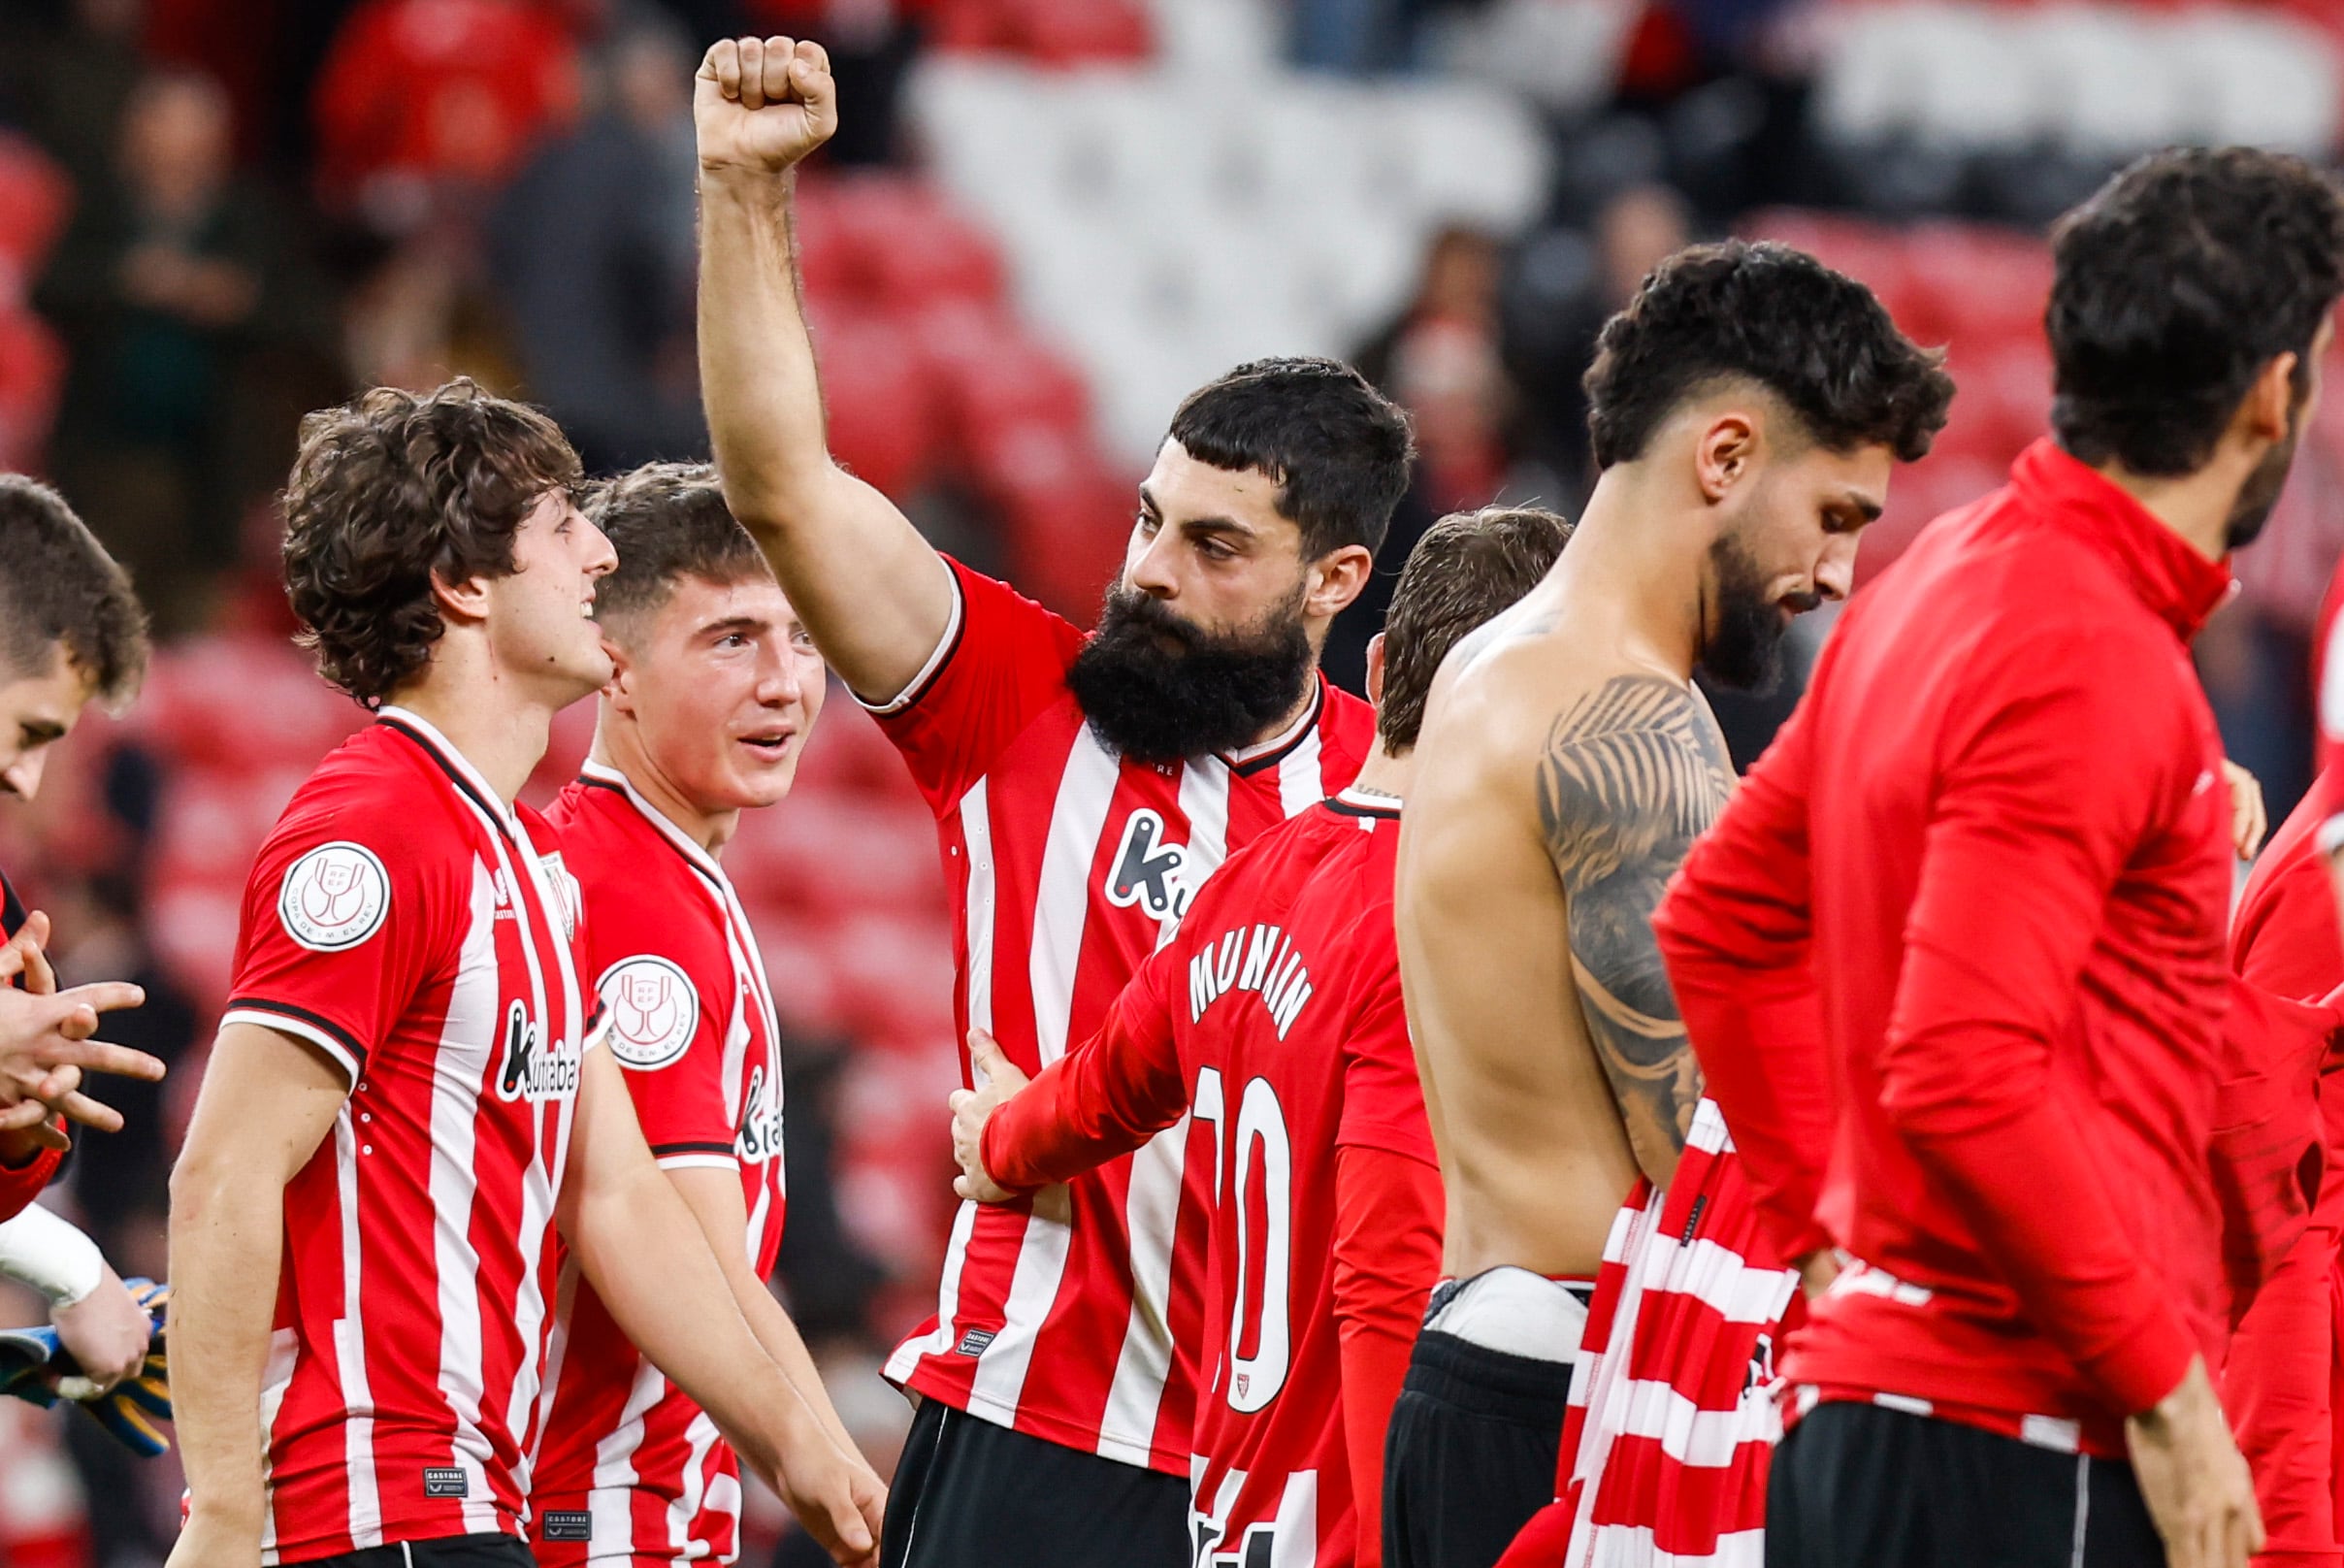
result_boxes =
[1235,676,1323,757]
[587,723,740,855]
[387,671,556,807]
[1553,470,1704,680]
[1349,743,1413,800]
[2088,452,2251,563]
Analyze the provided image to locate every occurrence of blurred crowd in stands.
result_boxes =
[0,0,2340,1561]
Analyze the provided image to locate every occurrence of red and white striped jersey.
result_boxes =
[221,708,598,1564]
[877,559,1374,1473]
[1509,1100,1797,1568]
[529,763,789,1566]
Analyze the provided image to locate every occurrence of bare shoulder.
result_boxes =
[1416,607,1669,793]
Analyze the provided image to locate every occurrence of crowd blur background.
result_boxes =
[0,0,2339,1559]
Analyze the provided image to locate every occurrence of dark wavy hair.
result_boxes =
[282,379,582,704]
[585,462,771,637]
[1584,241,1953,469]
[2049,147,2344,477]
[0,475,148,710]
[1380,505,1572,753]
[1167,357,1416,560]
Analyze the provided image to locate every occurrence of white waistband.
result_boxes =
[1423,1266,1592,1363]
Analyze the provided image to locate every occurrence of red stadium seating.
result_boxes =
[0,135,72,296]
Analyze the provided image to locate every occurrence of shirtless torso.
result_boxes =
[1398,558,1732,1279]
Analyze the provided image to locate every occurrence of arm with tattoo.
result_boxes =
[1538,674,1735,1188]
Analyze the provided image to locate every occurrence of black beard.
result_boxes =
[1699,533,1814,695]
[2225,419,2303,553]
[1064,584,1315,765]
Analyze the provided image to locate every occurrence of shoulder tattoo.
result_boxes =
[1536,674,1734,1161]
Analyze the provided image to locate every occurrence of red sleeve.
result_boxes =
[594,946,737,1169]
[1881,626,2200,1415]
[982,944,1188,1192]
[1653,694,1835,1268]
[1334,923,1436,1166]
[866,557,1090,812]
[222,799,448,1089]
[1334,1144,1443,1568]
[0,1143,63,1223]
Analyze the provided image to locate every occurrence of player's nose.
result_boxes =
[3,752,44,802]
[1126,533,1179,600]
[1816,539,1857,603]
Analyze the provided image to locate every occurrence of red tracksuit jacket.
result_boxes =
[1654,438,2235,1458]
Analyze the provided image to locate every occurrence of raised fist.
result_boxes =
[695,36,837,178]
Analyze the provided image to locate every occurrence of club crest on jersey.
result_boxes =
[598,955,698,1070]
[497,999,580,1102]
[737,1062,784,1164]
[1106,808,1191,921]
[278,842,390,952]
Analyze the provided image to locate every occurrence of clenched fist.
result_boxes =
[696,36,837,179]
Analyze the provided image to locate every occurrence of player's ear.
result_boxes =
[1304,543,1373,622]
[429,569,493,626]
[1365,633,1387,708]
[2234,349,2299,448]
[1694,409,1760,505]
[601,631,636,711]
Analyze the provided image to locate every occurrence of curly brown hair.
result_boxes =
[282,379,582,704]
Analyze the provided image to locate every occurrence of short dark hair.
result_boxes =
[1379,505,1573,752]
[1166,357,1416,561]
[1584,241,1953,470]
[282,379,582,704]
[2049,147,2344,477]
[0,476,148,710]
[586,462,772,635]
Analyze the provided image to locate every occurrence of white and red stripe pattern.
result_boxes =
[873,561,1374,1473]
[529,765,792,1565]
[1503,1100,1799,1568]
[224,710,595,1564]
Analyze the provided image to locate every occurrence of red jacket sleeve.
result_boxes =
[1653,694,1835,1268]
[0,1141,62,1223]
[981,945,1188,1192]
[1882,625,2201,1415]
[1334,1144,1442,1568]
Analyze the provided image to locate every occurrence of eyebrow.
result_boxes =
[17,720,63,745]
[1843,493,1886,523]
[700,615,770,638]
[1138,485,1255,537]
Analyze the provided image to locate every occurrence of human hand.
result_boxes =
[2223,760,2266,861]
[745,1407,883,1568]
[950,1029,1029,1204]
[695,36,837,179]
[51,1265,150,1395]
[2126,1356,2263,1568]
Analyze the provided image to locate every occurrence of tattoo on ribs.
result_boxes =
[1537,674,1734,1160]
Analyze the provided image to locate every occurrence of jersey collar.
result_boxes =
[375,704,517,835]
[1219,678,1325,772]
[1325,784,1401,820]
[577,760,728,889]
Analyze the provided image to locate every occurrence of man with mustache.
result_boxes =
[1391,241,1953,1568]
[1657,147,2344,1568]
[693,37,1411,1568]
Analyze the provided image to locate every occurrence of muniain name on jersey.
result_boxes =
[1186,923,1316,1041]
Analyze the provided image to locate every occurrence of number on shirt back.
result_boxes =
[1192,1067,1292,1415]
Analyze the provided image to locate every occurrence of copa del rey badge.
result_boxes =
[278,842,391,952]
[599,955,699,1070]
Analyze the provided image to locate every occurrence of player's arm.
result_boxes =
[0,1204,151,1393]
[164,1025,348,1568]
[955,953,1188,1202]
[1537,673,1734,1190]
[694,36,954,702]
[1652,694,1837,1273]
[661,1164,881,1487]
[1889,628,2258,1564]
[1330,963,1444,1568]
[559,1045,881,1568]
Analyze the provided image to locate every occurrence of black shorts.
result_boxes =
[1768,1401,2163,1568]
[295,1534,535,1568]
[880,1398,1188,1568]
[1382,1328,1578,1568]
